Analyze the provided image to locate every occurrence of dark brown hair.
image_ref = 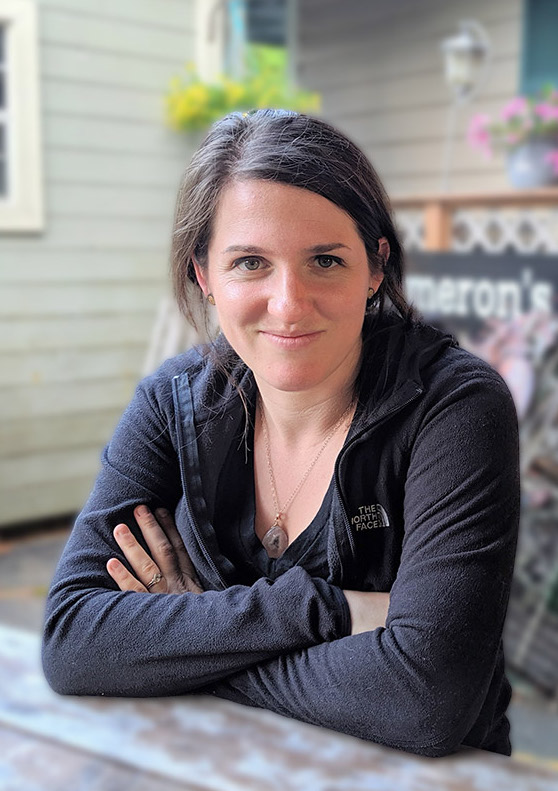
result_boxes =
[171,108,415,337]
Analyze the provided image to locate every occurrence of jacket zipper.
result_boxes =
[172,375,228,591]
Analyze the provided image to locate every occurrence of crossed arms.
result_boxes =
[42,365,519,756]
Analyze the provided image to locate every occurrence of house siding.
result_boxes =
[298,0,523,196]
[0,0,196,525]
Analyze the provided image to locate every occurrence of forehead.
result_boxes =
[210,179,363,243]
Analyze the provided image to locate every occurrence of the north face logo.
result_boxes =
[350,504,390,530]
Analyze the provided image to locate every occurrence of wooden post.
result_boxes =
[423,200,452,251]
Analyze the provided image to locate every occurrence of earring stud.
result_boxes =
[367,287,375,299]
[207,294,216,305]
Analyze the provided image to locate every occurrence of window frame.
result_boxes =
[0,0,43,232]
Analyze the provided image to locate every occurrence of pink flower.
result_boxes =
[534,103,558,121]
[500,96,528,121]
[544,149,558,174]
[467,114,492,158]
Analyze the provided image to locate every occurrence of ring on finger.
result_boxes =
[146,571,163,590]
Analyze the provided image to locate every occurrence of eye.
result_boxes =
[233,257,263,271]
[315,254,343,269]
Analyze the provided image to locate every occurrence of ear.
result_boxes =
[378,237,390,266]
[192,257,209,296]
[369,236,390,292]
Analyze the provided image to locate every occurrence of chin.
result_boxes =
[258,364,333,393]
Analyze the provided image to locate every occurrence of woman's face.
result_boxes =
[195,179,385,396]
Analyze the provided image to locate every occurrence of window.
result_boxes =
[0,0,43,231]
[521,0,558,95]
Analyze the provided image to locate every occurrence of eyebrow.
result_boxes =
[221,243,352,254]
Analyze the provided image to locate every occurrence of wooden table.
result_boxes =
[1,625,557,791]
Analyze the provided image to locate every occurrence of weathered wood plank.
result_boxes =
[1,726,195,791]
[1,626,557,791]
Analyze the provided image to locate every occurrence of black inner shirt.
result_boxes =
[214,413,336,583]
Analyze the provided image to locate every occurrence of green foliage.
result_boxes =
[166,45,321,132]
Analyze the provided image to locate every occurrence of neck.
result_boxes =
[255,380,356,447]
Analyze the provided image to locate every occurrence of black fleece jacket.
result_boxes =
[42,315,520,758]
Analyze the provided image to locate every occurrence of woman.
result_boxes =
[42,110,520,758]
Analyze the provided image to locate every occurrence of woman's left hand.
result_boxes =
[107,505,204,594]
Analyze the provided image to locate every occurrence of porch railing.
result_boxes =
[392,188,558,254]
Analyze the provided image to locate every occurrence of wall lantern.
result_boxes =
[441,19,491,101]
[439,19,491,191]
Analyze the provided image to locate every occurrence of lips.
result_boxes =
[260,330,323,348]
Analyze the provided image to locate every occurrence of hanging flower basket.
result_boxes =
[506,137,558,189]
[468,86,558,189]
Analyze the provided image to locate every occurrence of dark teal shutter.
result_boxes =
[247,0,287,45]
[521,0,558,94]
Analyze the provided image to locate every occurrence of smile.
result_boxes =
[260,331,323,349]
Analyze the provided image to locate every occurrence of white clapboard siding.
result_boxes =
[41,44,188,94]
[0,250,170,283]
[0,283,165,318]
[301,0,516,55]
[42,184,175,220]
[0,316,152,352]
[1,477,99,525]
[45,148,186,188]
[302,14,519,89]
[0,347,146,388]
[298,0,522,196]
[35,0,195,30]
[40,7,191,60]
[0,0,196,527]
[0,378,137,422]
[1,411,122,457]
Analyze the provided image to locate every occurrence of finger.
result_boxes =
[133,506,182,581]
[113,523,165,591]
[106,558,148,593]
[153,507,202,586]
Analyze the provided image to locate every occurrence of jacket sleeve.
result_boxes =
[42,372,350,697]
[204,370,520,757]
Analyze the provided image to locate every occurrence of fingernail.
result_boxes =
[156,508,169,518]
[114,524,128,537]
[135,505,149,517]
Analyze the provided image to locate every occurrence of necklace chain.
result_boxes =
[259,398,354,530]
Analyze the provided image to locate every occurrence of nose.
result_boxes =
[267,268,313,323]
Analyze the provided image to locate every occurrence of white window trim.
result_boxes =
[195,0,226,82]
[0,0,43,232]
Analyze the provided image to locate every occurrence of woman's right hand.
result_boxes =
[343,590,390,635]
[107,505,204,595]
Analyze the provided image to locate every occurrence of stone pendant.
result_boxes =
[261,523,288,559]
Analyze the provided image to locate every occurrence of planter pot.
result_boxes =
[506,138,558,189]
